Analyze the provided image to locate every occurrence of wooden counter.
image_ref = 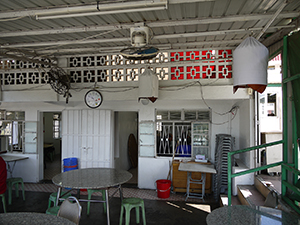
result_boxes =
[172,160,212,193]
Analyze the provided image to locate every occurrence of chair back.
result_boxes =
[57,196,82,224]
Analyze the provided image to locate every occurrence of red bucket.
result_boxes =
[156,179,171,199]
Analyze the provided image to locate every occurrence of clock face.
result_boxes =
[84,90,103,108]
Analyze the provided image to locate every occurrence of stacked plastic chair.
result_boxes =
[213,134,235,200]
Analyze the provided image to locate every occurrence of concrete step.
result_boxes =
[255,175,278,197]
[237,185,266,206]
[219,175,281,208]
[219,194,241,206]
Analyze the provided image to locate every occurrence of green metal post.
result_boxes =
[282,35,288,196]
[293,104,298,183]
[228,152,232,206]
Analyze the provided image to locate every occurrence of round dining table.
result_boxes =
[52,167,132,225]
[206,205,300,225]
[0,212,75,225]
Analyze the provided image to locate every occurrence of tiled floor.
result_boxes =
[1,190,218,225]
[2,178,218,225]
[13,154,218,224]
[21,182,213,203]
[44,154,62,180]
[9,156,285,224]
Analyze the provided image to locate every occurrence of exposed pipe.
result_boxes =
[36,6,167,20]
[0,0,168,19]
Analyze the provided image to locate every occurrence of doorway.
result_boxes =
[114,111,138,185]
[43,112,62,181]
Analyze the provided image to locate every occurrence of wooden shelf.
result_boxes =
[172,160,212,193]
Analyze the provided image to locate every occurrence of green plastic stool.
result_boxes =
[7,177,25,205]
[87,189,106,216]
[48,192,71,208]
[119,198,146,225]
[46,206,60,215]
[0,193,6,213]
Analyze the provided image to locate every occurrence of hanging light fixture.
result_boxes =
[138,67,158,104]
[233,36,269,94]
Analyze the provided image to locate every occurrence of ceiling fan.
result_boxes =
[120,24,159,60]
[48,67,72,103]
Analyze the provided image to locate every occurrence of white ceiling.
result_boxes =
[0,0,299,60]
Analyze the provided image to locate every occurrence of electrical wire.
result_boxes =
[70,85,138,93]
[159,79,240,125]
[2,84,49,91]
[159,81,198,91]
[0,16,26,22]
[197,80,239,116]
[36,29,120,52]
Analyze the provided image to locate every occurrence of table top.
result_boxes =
[1,154,29,162]
[0,212,75,225]
[179,162,217,173]
[52,168,133,189]
[206,205,300,225]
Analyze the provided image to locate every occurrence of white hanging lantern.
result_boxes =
[138,68,158,104]
[233,36,269,93]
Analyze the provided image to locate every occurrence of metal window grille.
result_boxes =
[156,110,210,157]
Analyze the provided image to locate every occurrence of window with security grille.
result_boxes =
[0,111,25,152]
[156,110,210,158]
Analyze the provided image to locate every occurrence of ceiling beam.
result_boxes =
[262,15,300,47]
[0,12,298,38]
[1,25,293,49]
[256,0,288,40]
[0,0,213,19]
[31,39,240,56]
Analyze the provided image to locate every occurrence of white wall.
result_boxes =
[138,157,170,190]
[136,96,250,189]
[0,83,250,185]
[237,98,254,168]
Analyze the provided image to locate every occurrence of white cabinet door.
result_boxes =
[62,109,113,169]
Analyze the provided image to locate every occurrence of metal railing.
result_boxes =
[227,139,300,214]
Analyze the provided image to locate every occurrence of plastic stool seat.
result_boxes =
[119,198,146,225]
[0,193,6,213]
[87,189,106,216]
[48,192,71,208]
[46,206,60,215]
[7,177,25,205]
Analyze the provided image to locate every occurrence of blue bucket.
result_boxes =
[63,157,78,172]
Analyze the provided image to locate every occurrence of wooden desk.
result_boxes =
[172,160,213,194]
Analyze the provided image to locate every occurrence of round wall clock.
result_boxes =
[84,89,103,109]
